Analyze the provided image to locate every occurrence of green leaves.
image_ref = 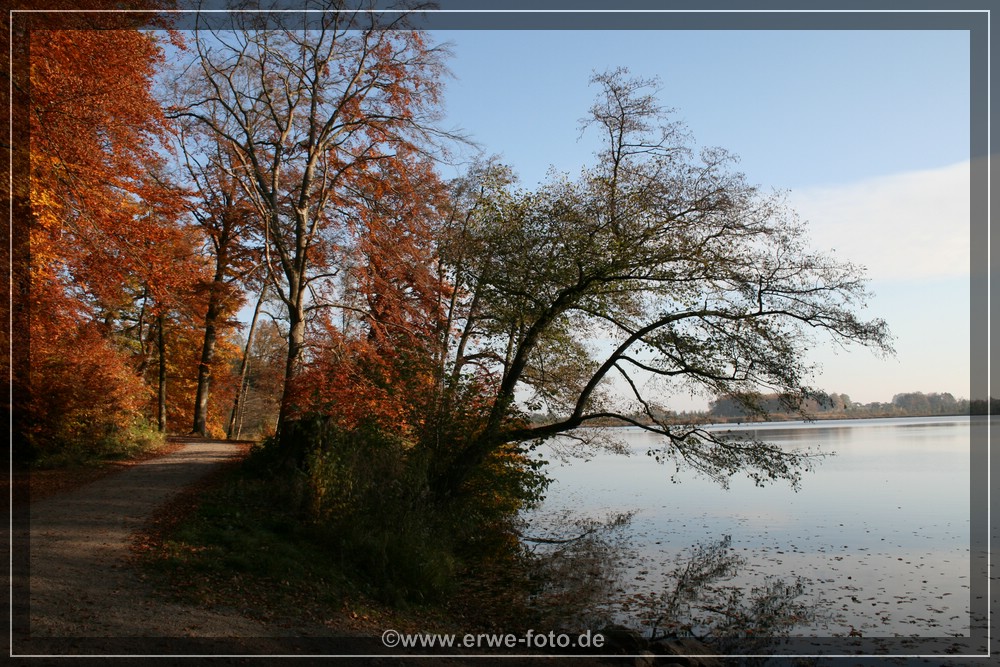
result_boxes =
[436,68,892,495]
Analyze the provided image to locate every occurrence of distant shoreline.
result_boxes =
[678,411,976,425]
[531,411,981,431]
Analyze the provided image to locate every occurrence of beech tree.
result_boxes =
[178,132,262,437]
[173,8,454,450]
[287,145,447,436]
[433,69,893,497]
[108,223,209,433]
[20,22,189,458]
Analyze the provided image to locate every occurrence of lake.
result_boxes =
[524,416,985,649]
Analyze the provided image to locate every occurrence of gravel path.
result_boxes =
[23,441,290,649]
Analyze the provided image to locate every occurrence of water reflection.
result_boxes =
[526,416,974,644]
[518,510,633,631]
[522,514,822,658]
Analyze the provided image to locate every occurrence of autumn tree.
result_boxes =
[18,17,190,460]
[288,145,447,438]
[172,7,455,454]
[177,129,263,436]
[432,69,893,498]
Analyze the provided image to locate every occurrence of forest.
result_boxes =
[13,4,907,620]
[703,390,987,421]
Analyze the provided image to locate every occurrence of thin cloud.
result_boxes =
[789,161,970,282]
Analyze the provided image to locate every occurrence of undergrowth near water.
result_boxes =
[135,435,646,641]
[137,434,559,633]
[137,436,818,657]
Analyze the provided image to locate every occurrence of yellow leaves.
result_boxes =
[29,184,60,220]
[28,155,68,246]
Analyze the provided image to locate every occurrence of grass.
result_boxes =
[16,432,181,502]
[30,420,168,469]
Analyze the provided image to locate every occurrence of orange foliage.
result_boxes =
[289,318,429,437]
[25,274,147,457]
[348,145,448,353]
[18,15,190,458]
[29,28,187,307]
[284,146,448,437]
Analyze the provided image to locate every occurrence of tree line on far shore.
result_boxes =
[700,391,994,422]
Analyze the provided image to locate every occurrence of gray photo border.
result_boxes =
[9,0,993,662]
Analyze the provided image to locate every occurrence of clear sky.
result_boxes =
[430,28,972,410]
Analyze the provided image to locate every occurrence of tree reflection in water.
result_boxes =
[520,511,634,631]
[524,516,823,659]
[634,535,818,654]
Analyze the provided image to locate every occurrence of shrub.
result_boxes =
[24,318,151,466]
[245,415,549,605]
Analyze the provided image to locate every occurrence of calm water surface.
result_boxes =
[526,416,978,639]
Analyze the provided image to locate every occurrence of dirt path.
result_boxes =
[20,440,319,655]
[16,440,622,664]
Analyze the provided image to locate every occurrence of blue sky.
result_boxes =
[432,28,972,409]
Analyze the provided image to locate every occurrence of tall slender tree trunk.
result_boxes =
[134,287,150,376]
[192,257,228,436]
[233,380,251,440]
[191,326,216,436]
[277,291,307,468]
[157,313,167,433]
[227,286,265,439]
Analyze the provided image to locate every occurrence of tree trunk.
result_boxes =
[192,259,228,436]
[191,325,215,436]
[277,299,307,468]
[157,313,167,433]
[281,307,306,410]
[134,287,150,377]
[227,286,265,439]
[434,300,572,498]
[233,379,250,440]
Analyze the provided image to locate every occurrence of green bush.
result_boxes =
[32,417,165,468]
[238,416,549,605]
